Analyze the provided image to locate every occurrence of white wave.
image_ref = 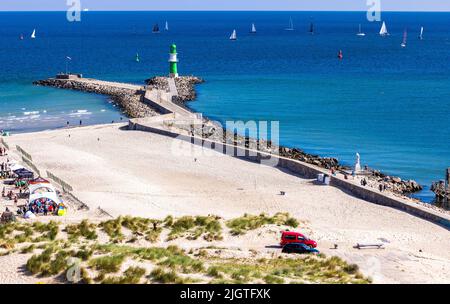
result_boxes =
[69,109,92,117]
[23,111,40,116]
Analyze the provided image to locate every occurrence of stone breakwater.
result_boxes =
[146,76,204,104]
[33,78,159,118]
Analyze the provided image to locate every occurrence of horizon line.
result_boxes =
[1,9,450,13]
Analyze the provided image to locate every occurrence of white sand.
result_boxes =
[3,123,450,284]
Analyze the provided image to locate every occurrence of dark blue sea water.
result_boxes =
[0,11,449,202]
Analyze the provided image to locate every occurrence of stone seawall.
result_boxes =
[33,78,159,118]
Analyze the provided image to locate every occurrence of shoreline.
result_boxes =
[10,75,443,209]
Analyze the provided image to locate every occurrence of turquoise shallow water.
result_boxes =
[0,11,449,202]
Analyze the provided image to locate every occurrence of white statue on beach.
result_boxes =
[354,152,362,173]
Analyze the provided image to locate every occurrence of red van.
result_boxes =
[280,231,317,248]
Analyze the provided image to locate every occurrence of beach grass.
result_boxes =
[226,212,299,235]
[1,214,368,284]
[165,215,223,241]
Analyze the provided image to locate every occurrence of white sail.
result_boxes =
[285,17,294,31]
[401,28,408,47]
[229,29,237,40]
[31,29,36,39]
[165,21,169,31]
[356,24,366,36]
[379,21,388,36]
[419,26,424,40]
[251,23,256,33]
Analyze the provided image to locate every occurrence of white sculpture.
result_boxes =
[354,153,362,173]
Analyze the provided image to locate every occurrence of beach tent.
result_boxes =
[13,168,34,179]
[29,177,50,185]
[28,183,56,195]
[28,192,60,206]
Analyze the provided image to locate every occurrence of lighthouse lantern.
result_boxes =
[169,44,179,78]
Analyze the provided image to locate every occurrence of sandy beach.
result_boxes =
[1,123,449,284]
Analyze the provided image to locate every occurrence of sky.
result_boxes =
[1,0,449,12]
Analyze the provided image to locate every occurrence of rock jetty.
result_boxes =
[33,78,159,118]
[146,76,204,104]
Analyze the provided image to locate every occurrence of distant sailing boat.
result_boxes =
[165,21,169,31]
[401,28,408,48]
[31,29,36,39]
[419,26,424,40]
[379,21,389,36]
[229,29,237,41]
[356,24,366,36]
[285,18,294,31]
[19,34,24,40]
[135,53,140,63]
[152,24,160,34]
[250,23,256,34]
[309,22,314,34]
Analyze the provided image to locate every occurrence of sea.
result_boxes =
[0,11,449,203]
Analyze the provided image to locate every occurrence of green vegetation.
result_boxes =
[165,215,222,241]
[2,213,369,284]
[99,216,162,243]
[226,212,299,235]
[149,267,185,284]
[65,220,98,241]
[89,255,126,273]
[102,267,146,284]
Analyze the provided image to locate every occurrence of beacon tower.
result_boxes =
[169,44,179,78]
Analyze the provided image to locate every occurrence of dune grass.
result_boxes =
[165,215,223,241]
[0,213,370,284]
[226,212,299,235]
[101,266,146,284]
[65,220,98,241]
[89,255,126,274]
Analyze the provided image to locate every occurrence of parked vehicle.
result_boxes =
[280,231,317,248]
[282,243,320,254]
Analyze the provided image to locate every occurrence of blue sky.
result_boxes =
[1,0,449,12]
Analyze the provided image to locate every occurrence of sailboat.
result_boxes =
[250,23,256,34]
[379,21,389,36]
[356,24,366,36]
[401,28,408,48]
[135,53,140,63]
[19,34,24,40]
[309,22,314,34]
[285,18,294,31]
[419,26,424,40]
[152,24,160,34]
[31,29,36,39]
[165,21,169,31]
[229,29,237,41]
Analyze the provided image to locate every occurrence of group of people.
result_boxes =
[17,198,61,217]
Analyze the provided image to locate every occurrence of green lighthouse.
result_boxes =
[169,44,179,78]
